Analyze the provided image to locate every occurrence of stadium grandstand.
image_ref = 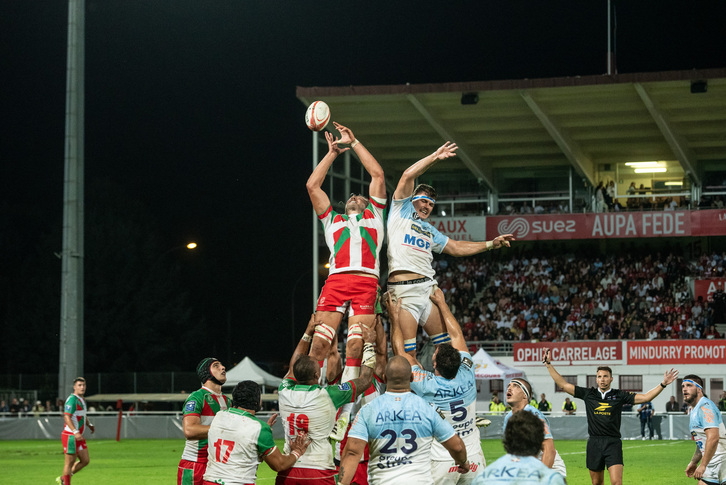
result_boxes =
[297,67,726,417]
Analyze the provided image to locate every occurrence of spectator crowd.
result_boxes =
[430,248,725,347]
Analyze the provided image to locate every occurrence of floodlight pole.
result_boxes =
[58,0,85,401]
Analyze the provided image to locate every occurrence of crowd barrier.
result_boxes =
[0,411,707,442]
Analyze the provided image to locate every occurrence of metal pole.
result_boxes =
[607,0,612,75]
[59,0,85,401]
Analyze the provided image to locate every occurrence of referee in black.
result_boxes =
[543,349,678,485]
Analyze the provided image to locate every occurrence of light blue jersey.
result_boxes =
[472,455,566,485]
[348,391,456,485]
[387,196,449,279]
[503,406,566,477]
[411,351,480,461]
[689,396,726,483]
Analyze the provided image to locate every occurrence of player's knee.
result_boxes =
[309,340,329,361]
[345,339,363,358]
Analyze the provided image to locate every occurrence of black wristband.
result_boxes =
[660,382,667,389]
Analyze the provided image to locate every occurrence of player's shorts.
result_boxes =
[317,274,378,316]
[204,482,253,485]
[275,467,336,485]
[178,459,207,485]
[387,278,437,325]
[61,431,87,455]
[586,436,623,471]
[700,455,726,485]
[431,449,486,485]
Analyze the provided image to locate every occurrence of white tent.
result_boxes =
[223,357,282,390]
[472,348,525,380]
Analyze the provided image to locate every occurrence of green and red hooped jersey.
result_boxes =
[319,195,387,276]
[63,393,87,434]
[180,387,229,463]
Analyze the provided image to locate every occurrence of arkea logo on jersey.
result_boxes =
[185,401,197,412]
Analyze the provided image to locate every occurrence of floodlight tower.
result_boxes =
[58,0,85,401]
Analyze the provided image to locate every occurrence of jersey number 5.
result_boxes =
[213,439,235,463]
[286,413,309,435]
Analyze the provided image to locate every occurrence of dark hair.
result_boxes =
[413,184,437,200]
[232,381,261,412]
[435,343,461,379]
[683,374,705,389]
[293,355,318,382]
[503,410,545,457]
[73,377,86,384]
[596,366,613,377]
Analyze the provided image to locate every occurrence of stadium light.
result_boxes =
[625,161,660,167]
[634,168,667,173]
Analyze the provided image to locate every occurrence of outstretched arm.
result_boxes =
[443,234,515,257]
[393,142,458,200]
[542,350,575,396]
[429,289,466,352]
[349,324,376,399]
[333,122,386,201]
[306,131,348,214]
[440,435,469,474]
[284,315,318,380]
[385,292,422,368]
[263,432,311,472]
[634,369,679,404]
[338,437,367,485]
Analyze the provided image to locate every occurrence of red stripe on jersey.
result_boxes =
[333,214,347,224]
[333,227,350,267]
[361,227,377,268]
[318,206,333,219]
[361,209,376,219]
[370,198,386,209]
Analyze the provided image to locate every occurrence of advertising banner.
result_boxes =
[627,340,726,365]
[513,342,623,364]
[694,279,726,302]
[486,209,726,241]
[427,216,486,241]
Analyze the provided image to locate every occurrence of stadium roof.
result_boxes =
[297,68,726,194]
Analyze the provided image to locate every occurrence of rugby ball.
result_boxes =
[305,101,331,131]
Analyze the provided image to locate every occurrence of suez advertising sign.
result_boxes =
[514,340,726,365]
[483,209,726,241]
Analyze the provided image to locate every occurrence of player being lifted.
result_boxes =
[305,122,386,435]
[387,289,485,484]
[276,315,377,485]
[386,141,514,357]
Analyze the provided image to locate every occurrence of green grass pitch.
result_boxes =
[1,438,694,484]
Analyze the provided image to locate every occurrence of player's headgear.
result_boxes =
[413,183,437,200]
[196,357,222,385]
[232,380,261,412]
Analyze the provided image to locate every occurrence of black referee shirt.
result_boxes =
[574,386,636,438]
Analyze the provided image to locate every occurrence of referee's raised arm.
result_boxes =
[542,349,575,396]
[633,368,679,404]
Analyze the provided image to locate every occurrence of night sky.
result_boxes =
[2,1,725,373]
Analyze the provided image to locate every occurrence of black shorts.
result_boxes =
[586,436,624,471]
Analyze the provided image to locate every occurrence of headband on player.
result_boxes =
[683,379,703,390]
[511,379,531,402]
[412,195,435,204]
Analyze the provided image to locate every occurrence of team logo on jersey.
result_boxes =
[462,357,473,369]
[185,401,197,412]
[337,383,352,392]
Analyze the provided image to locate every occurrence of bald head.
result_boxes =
[385,356,412,390]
